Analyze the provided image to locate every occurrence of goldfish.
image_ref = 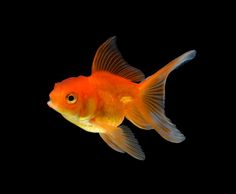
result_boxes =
[48,37,196,160]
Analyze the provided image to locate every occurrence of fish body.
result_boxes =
[48,37,196,160]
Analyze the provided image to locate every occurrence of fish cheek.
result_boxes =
[66,99,86,117]
[60,100,80,116]
[84,98,97,117]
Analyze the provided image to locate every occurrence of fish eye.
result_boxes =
[66,93,77,104]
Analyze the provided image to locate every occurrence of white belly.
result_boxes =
[62,114,100,133]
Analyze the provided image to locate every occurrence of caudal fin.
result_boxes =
[132,50,196,143]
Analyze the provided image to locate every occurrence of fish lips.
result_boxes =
[47,100,58,111]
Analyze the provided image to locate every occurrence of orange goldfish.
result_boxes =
[48,37,196,160]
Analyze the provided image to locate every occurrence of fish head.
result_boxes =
[48,76,98,119]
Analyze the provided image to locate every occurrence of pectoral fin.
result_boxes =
[99,124,145,160]
[99,133,124,153]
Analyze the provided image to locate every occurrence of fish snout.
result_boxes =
[47,100,52,108]
[47,100,58,111]
[47,94,56,109]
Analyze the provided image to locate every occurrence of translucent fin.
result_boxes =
[138,50,196,143]
[126,100,152,130]
[100,125,145,160]
[157,50,196,77]
[100,133,124,153]
[92,37,145,82]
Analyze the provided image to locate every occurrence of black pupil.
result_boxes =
[68,95,75,101]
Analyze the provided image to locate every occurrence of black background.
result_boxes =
[6,2,232,192]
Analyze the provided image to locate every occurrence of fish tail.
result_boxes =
[127,50,196,143]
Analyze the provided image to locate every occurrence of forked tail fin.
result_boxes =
[129,50,196,143]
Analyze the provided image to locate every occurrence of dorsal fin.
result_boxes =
[92,36,145,82]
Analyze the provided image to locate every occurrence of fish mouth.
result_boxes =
[47,100,57,111]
